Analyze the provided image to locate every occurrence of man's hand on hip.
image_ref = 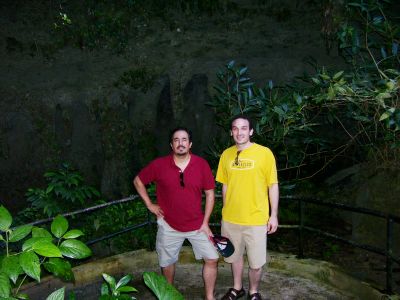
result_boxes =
[147,203,164,218]
[198,223,213,237]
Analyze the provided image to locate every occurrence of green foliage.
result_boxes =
[338,0,399,69]
[209,0,399,181]
[0,206,92,299]
[51,0,229,53]
[25,163,101,217]
[82,200,155,254]
[100,273,137,300]
[114,67,159,93]
[143,271,184,300]
[53,2,134,53]
[323,242,340,259]
[46,287,65,300]
[208,60,327,177]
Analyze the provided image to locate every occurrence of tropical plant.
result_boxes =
[25,163,101,217]
[100,273,137,300]
[143,271,184,300]
[0,205,92,299]
[45,287,66,300]
[208,0,399,182]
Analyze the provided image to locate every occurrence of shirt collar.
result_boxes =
[169,153,196,168]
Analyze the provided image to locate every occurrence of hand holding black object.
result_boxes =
[211,234,235,258]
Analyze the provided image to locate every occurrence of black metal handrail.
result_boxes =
[285,195,400,294]
[10,194,399,294]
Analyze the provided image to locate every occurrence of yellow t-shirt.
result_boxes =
[216,143,278,225]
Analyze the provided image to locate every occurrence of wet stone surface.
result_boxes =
[21,249,385,299]
[66,263,355,300]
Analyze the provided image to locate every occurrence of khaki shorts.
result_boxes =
[156,218,219,267]
[221,221,267,269]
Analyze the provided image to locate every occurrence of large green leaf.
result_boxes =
[19,251,41,282]
[22,237,52,251]
[116,286,137,293]
[143,272,184,300]
[32,227,52,238]
[116,274,132,290]
[43,258,74,282]
[0,272,10,298]
[0,206,12,232]
[9,225,33,242]
[32,240,62,258]
[1,255,23,284]
[59,240,91,259]
[51,216,68,239]
[15,292,29,299]
[102,273,116,291]
[46,287,65,300]
[115,295,134,300]
[62,230,84,239]
[100,282,109,296]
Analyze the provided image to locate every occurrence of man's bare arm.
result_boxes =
[133,176,163,217]
[198,189,215,237]
[267,183,279,234]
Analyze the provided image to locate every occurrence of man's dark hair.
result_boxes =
[230,115,254,130]
[169,127,192,143]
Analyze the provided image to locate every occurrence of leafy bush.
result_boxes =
[208,0,399,182]
[25,163,101,218]
[81,200,156,254]
[0,206,92,299]
[100,273,137,300]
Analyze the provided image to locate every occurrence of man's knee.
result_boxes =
[204,258,218,266]
[249,266,262,273]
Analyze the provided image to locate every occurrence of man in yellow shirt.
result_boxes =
[216,115,279,300]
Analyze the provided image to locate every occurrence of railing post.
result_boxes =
[298,198,304,258]
[386,216,393,294]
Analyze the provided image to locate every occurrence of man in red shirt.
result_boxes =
[133,127,218,300]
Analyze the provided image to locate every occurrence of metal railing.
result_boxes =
[283,196,400,294]
[13,194,400,294]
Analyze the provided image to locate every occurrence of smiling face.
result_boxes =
[231,118,253,147]
[170,130,192,156]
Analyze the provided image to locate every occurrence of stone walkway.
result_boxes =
[20,248,387,299]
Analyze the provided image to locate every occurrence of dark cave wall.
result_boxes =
[0,0,346,210]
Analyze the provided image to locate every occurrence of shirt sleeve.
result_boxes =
[216,151,227,184]
[137,160,157,185]
[202,160,215,190]
[267,151,278,186]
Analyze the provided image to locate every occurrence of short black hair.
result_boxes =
[169,127,192,143]
[230,115,254,130]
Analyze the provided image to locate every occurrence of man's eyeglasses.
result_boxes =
[234,150,242,166]
[179,171,185,187]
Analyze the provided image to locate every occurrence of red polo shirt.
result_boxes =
[138,154,215,232]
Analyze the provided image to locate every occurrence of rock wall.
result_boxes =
[0,0,346,211]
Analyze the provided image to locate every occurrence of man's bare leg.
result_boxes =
[203,258,218,300]
[232,256,244,291]
[162,264,176,284]
[248,267,262,295]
